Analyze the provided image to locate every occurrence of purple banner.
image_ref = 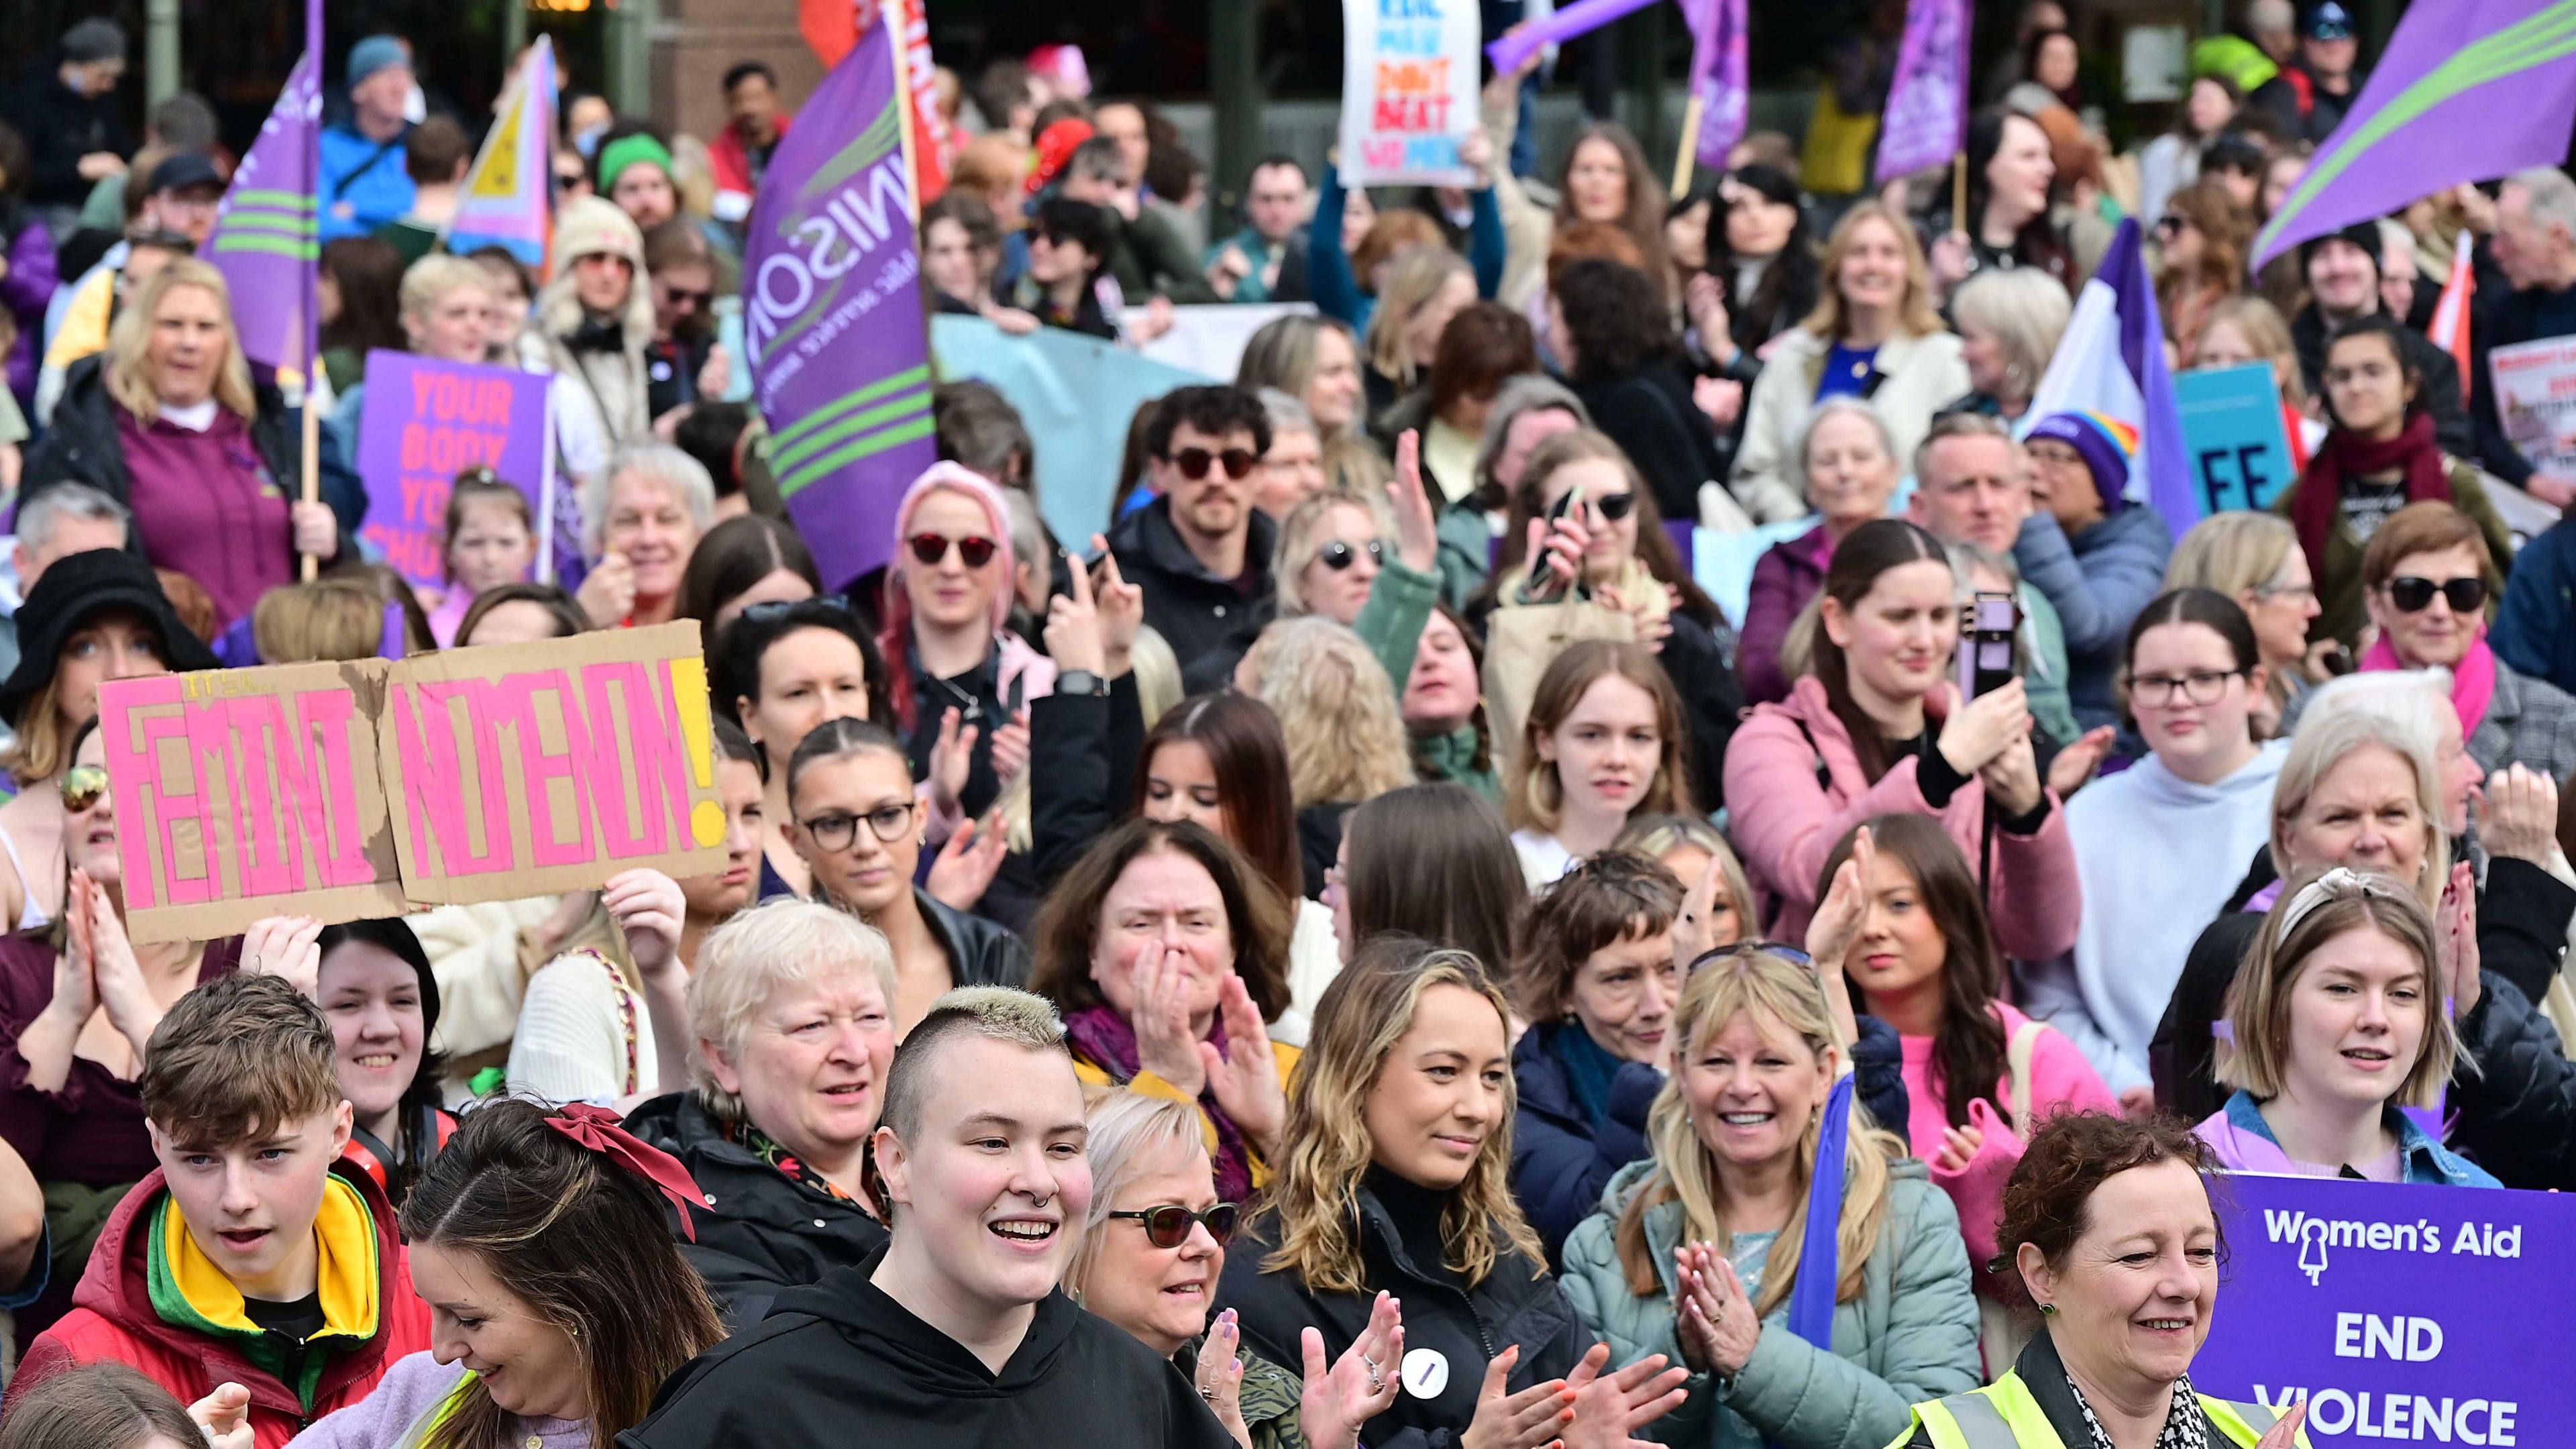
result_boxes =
[2255,0,2576,268]
[205,49,319,373]
[743,19,934,590]
[2192,1172,2565,1446]
[354,352,553,590]
[1874,0,1969,184]
[1485,0,1661,77]
[1683,0,1750,170]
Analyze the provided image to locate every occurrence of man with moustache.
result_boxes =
[1108,386,1278,690]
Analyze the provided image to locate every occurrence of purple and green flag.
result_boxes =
[206,48,320,374]
[2255,0,2576,269]
[743,17,935,590]
[1683,0,1750,170]
[1875,0,1970,184]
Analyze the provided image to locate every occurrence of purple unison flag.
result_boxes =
[2255,0,2576,269]
[206,50,320,373]
[743,20,934,590]
[1874,0,1969,184]
[1684,0,1750,170]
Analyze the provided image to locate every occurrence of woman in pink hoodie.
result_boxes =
[1721,518,2081,960]
[1812,816,2118,1305]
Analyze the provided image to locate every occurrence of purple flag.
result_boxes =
[1485,0,1662,77]
[1874,0,1970,184]
[205,49,319,373]
[1683,0,1750,170]
[743,19,934,591]
[2255,0,2576,269]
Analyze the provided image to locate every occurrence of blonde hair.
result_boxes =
[1611,948,1903,1310]
[252,578,385,663]
[105,258,257,423]
[2218,867,2459,1108]
[2165,511,2299,600]
[1274,487,1397,617]
[399,253,494,329]
[1948,267,2072,403]
[1261,943,1543,1294]
[1801,201,1945,342]
[1129,626,1185,731]
[1612,814,1756,948]
[1366,247,1472,388]
[1,674,73,784]
[1065,1091,1209,1300]
[1246,618,1414,808]
[687,899,898,1122]
[2267,703,2450,904]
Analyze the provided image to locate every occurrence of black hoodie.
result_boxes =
[619,1244,1236,1449]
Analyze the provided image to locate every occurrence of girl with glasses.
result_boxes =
[1725,519,2080,961]
[2276,314,2514,649]
[1556,945,1982,1449]
[782,718,1029,1037]
[1069,1089,1404,1449]
[877,464,1057,904]
[2298,500,2576,783]
[1219,940,1687,1449]
[2047,590,2285,1098]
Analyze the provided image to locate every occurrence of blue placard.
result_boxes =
[2173,362,2296,516]
[2190,1172,2568,1446]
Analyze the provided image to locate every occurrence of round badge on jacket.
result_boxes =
[1401,1348,1449,1399]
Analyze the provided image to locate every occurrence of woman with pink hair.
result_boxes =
[875,462,1057,865]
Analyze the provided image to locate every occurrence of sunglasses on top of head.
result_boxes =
[1166,446,1258,482]
[2385,576,2487,614]
[907,533,999,568]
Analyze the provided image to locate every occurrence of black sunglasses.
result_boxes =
[1108,1202,1240,1248]
[2153,215,2188,237]
[908,533,998,568]
[1313,539,1385,572]
[1167,446,1258,482]
[2385,576,2487,614]
[661,284,713,309]
[1591,490,1638,522]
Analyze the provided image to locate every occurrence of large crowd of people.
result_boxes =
[0,3,2561,1446]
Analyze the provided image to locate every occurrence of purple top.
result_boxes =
[117,408,294,630]
[0,933,240,1189]
[290,1351,594,1448]
[1738,524,1835,706]
[0,217,59,409]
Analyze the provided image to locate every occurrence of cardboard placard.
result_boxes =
[2174,362,2296,515]
[99,623,723,943]
[353,350,555,592]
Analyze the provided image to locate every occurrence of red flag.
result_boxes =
[797,0,945,201]
[798,0,869,68]
[2430,235,2476,405]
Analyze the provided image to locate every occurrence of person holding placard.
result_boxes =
[499,868,694,1109]
[2194,867,2496,1185]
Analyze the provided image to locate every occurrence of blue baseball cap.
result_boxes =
[2305,2,2355,40]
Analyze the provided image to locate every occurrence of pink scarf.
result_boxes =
[2360,631,2498,742]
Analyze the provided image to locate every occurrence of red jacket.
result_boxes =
[709,114,791,201]
[5,1166,434,1448]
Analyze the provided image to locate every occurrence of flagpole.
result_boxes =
[886,0,922,224]
[1671,93,1703,199]
[1949,151,1966,237]
[299,0,323,582]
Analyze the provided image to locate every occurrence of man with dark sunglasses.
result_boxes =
[1106,385,1278,690]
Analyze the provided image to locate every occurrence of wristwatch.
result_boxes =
[1057,669,1110,698]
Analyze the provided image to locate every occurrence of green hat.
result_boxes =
[597,133,675,195]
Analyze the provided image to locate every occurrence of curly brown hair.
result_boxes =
[1994,1112,2228,1303]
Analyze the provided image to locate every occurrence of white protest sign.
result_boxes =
[1338,0,1482,187]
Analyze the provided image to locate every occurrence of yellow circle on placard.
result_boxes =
[691,800,727,847]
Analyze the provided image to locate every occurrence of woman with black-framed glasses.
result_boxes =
[780,718,1028,1037]
[1069,1089,1401,1449]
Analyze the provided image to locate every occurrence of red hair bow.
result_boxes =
[545,1102,706,1242]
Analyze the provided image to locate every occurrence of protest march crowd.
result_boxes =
[9,0,2576,1444]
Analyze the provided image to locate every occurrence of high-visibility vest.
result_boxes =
[1889,1370,2304,1449]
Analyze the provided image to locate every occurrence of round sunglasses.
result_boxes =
[59,765,109,814]
[1167,446,1258,482]
[1312,539,1386,572]
[1107,1201,1241,1248]
[907,533,998,569]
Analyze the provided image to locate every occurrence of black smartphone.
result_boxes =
[1955,591,2021,701]
[1515,488,1587,605]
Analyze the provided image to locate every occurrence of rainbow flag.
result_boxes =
[444,36,555,269]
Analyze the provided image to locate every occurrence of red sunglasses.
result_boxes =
[908,533,998,568]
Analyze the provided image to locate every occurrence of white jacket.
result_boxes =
[1729,326,1972,527]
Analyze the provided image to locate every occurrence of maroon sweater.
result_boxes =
[115,408,292,627]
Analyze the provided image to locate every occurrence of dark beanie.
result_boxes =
[2298,220,2385,278]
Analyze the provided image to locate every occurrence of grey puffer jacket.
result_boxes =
[1558,1157,1981,1449]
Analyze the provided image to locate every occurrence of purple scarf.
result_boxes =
[1063,1004,1256,1203]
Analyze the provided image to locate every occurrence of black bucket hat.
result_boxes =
[0,547,221,724]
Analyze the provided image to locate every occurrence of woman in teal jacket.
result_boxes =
[1557,947,1982,1448]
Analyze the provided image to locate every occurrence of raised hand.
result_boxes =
[1560,1342,1690,1449]
[189,1382,255,1449]
[2254,1400,2310,1449]
[2438,860,2481,1018]
[604,869,686,981]
[925,813,1010,912]
[1044,540,1108,675]
[1094,547,1145,669]
[1936,680,2033,777]
[1804,826,1874,977]
[1198,973,1287,1159]
[1194,1307,1253,1449]
[1301,1292,1405,1449]
[2473,763,2559,865]
[927,706,982,818]
[1390,431,1440,574]
[241,914,325,998]
[989,708,1032,782]
[2047,725,2117,800]
[576,550,637,628]
[1460,1346,1574,1449]
[1130,943,1209,1097]
[1671,849,1731,971]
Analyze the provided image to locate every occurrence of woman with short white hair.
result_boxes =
[576,442,716,627]
[624,898,898,1320]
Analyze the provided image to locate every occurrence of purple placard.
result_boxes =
[353,351,553,591]
[2192,1171,2565,1446]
